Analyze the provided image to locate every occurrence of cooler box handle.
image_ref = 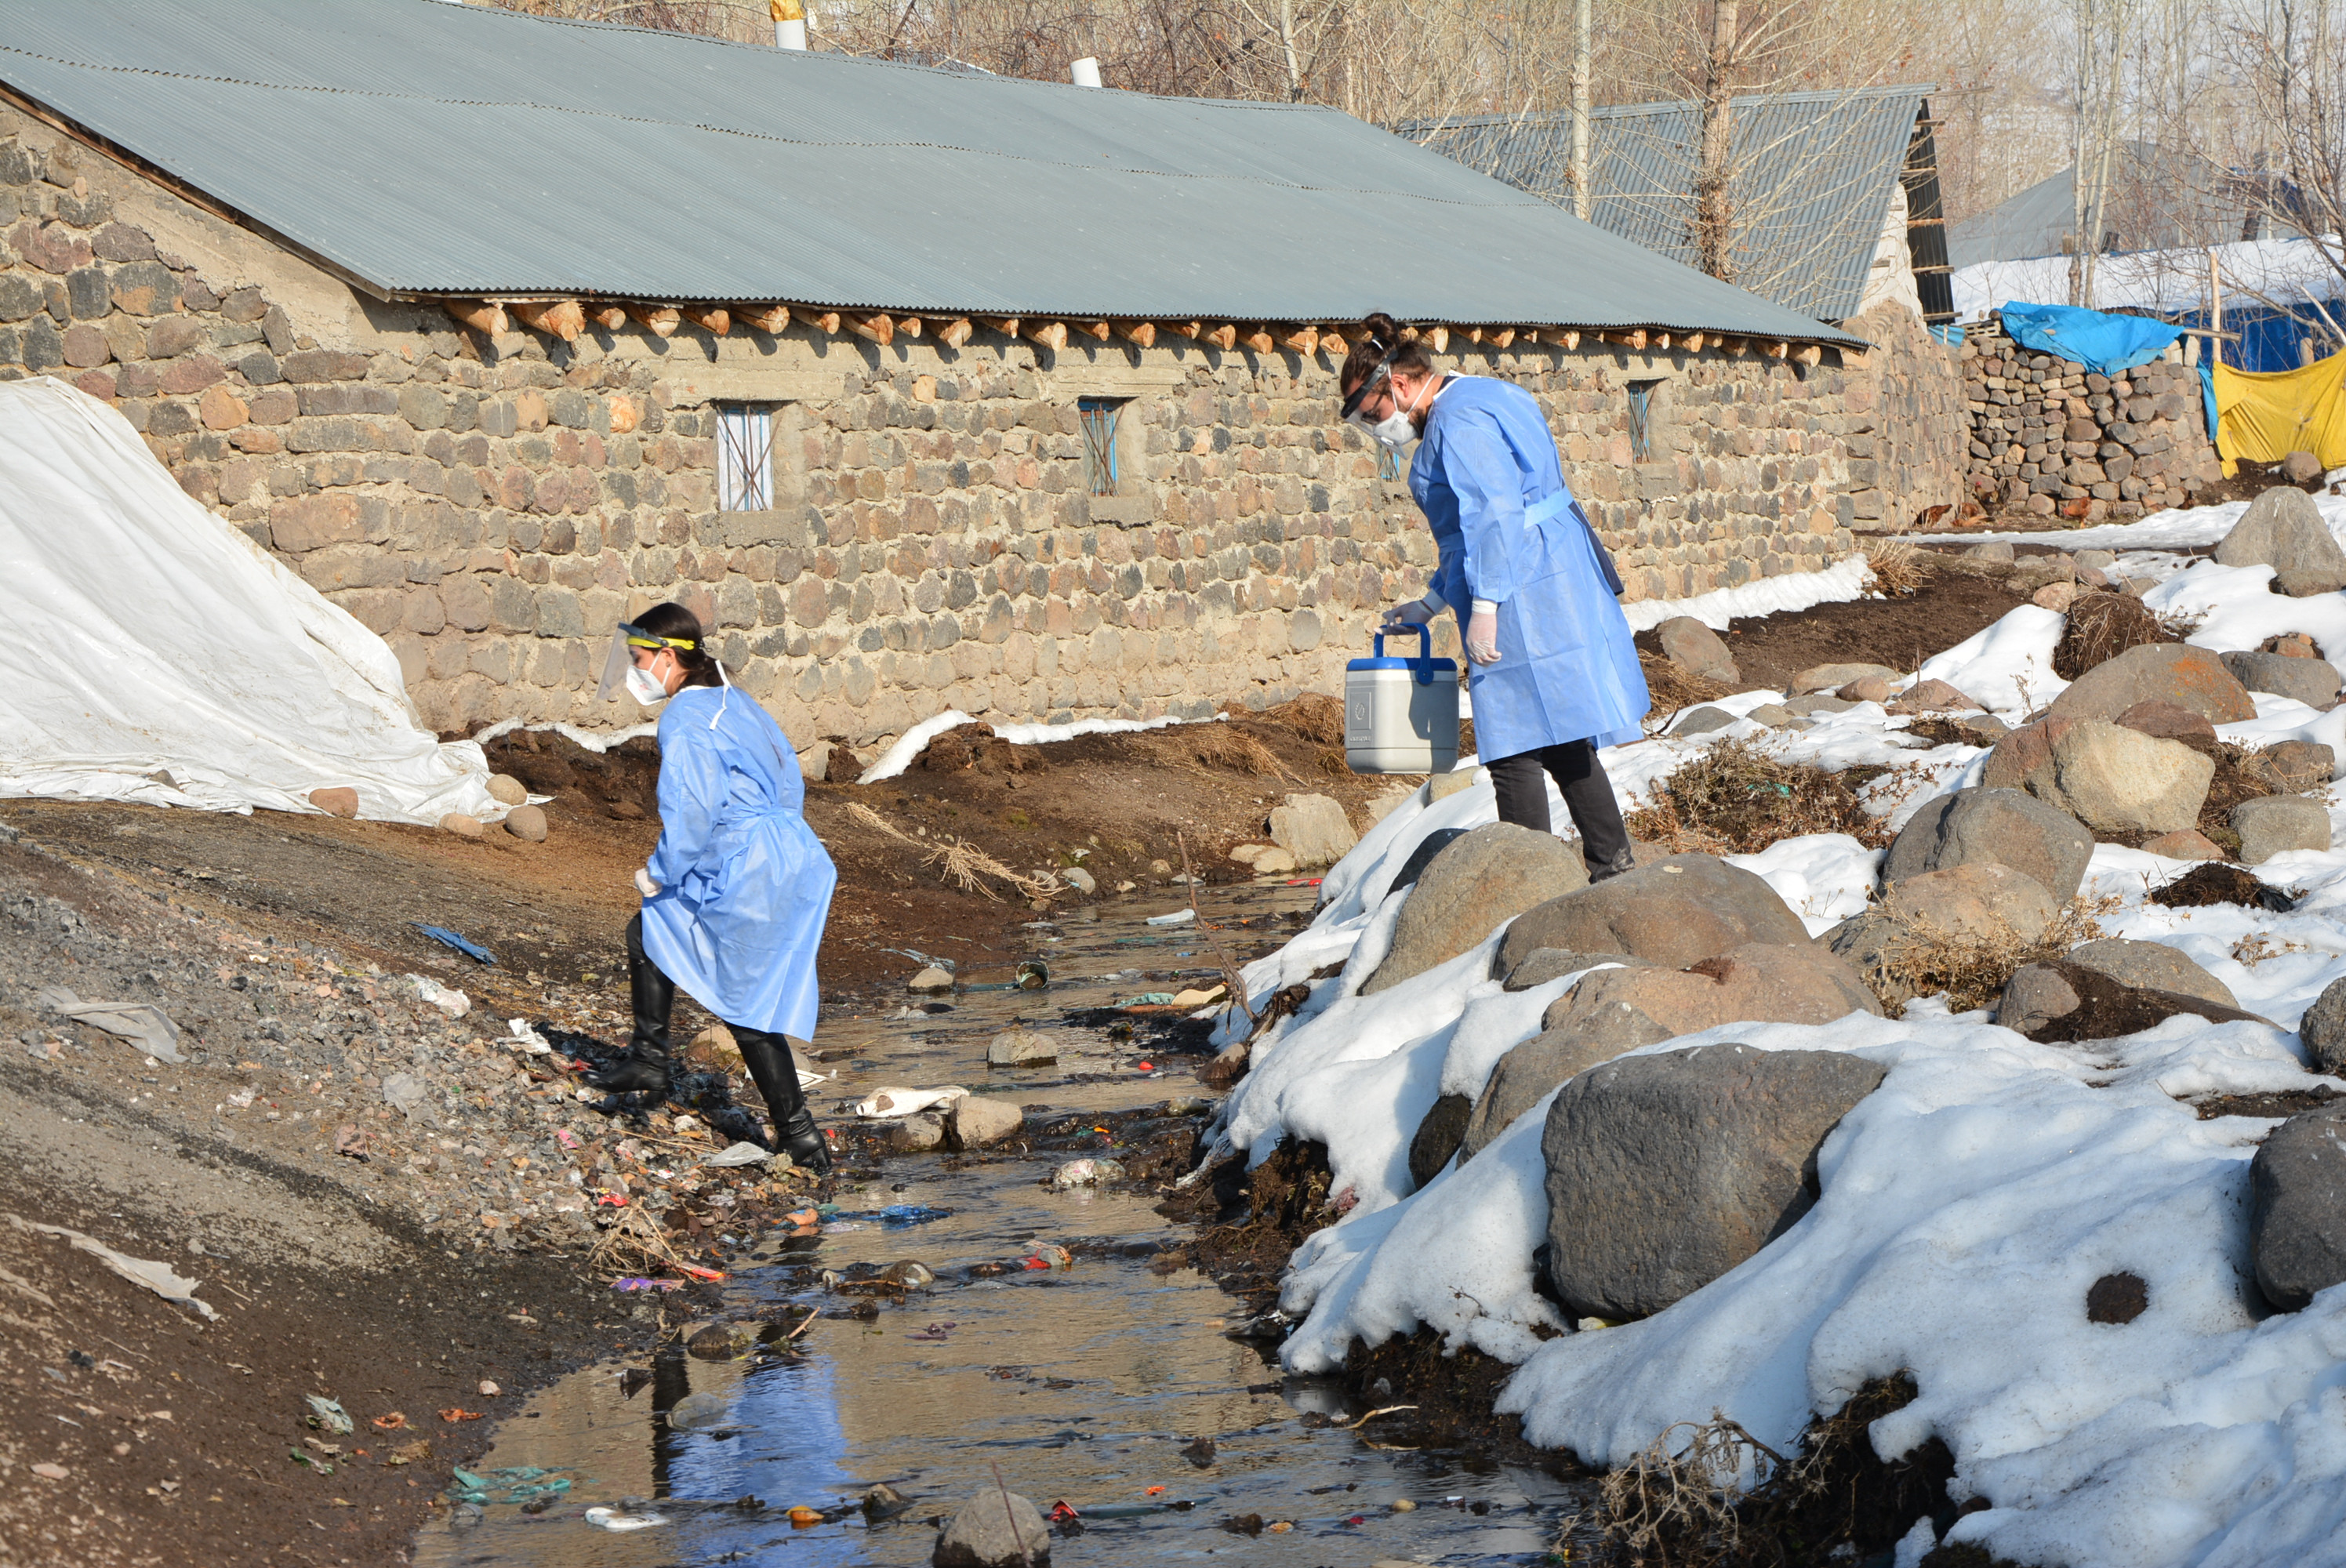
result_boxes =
[1373,622,1440,686]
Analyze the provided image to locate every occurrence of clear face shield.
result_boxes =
[1342,361,1416,449]
[596,622,692,702]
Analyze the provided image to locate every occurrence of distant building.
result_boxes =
[1403,85,1954,328]
[1948,143,2272,271]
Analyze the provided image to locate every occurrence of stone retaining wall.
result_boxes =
[1958,315,2222,521]
[1,106,1887,749]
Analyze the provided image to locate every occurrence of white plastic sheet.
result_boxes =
[0,376,499,824]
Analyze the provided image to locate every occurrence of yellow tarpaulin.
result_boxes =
[2210,353,2346,477]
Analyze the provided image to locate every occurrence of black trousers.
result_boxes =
[1487,739,1634,879]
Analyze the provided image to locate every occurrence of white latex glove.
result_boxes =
[634,866,660,898]
[1382,596,1441,631]
[1465,604,1502,665]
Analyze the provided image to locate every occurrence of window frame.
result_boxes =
[1626,379,1664,463]
[715,401,777,512]
[1077,396,1124,499]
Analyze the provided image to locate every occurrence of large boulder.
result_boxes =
[2065,938,2239,1008]
[2234,795,2333,866]
[934,1490,1052,1567]
[1978,717,2214,833]
[1541,1044,1888,1320]
[1792,661,1901,695]
[2222,650,2342,710]
[1657,615,1741,685]
[1997,960,2272,1040]
[2115,699,2217,750]
[2295,975,2346,1076]
[2250,1106,2346,1311]
[1882,787,2094,902]
[2047,644,2259,727]
[1385,826,1469,894]
[1364,823,1589,993]
[1493,855,1810,979]
[1408,1093,1473,1188]
[1462,944,1882,1161]
[1825,862,2057,1009]
[2242,740,2339,793]
[1502,948,1652,992]
[1267,792,1357,866]
[2214,485,2346,597]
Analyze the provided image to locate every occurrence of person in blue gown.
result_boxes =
[1341,313,1649,880]
[584,601,837,1173]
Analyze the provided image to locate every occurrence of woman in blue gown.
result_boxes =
[584,601,837,1173]
[1341,313,1650,880]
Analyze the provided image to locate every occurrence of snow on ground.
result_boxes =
[1205,519,2346,1566]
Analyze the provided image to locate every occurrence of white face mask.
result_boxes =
[1368,408,1414,448]
[623,662,670,706]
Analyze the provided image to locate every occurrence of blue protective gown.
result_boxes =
[1408,376,1651,755]
[638,684,836,1040]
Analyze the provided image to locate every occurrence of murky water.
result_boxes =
[414,883,1580,1566]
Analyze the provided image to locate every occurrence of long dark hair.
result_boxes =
[630,601,724,689]
[1340,310,1436,397]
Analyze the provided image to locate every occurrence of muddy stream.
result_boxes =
[411,881,1579,1566]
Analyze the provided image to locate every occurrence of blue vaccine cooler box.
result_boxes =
[1345,624,1460,774]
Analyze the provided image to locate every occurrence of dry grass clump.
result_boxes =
[842,801,1056,901]
[1556,1377,1956,1567]
[1185,723,1298,781]
[1861,537,1928,597]
[1876,898,2108,1015]
[1640,649,1735,720]
[2052,592,2174,679]
[1628,739,1897,854]
[590,1203,688,1277]
[1257,691,1347,747]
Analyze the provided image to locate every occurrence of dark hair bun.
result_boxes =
[1360,310,1401,350]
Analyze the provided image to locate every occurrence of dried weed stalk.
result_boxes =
[1876,898,2111,1015]
[1628,739,1897,854]
[843,802,1055,902]
[1861,538,1927,597]
[1556,1412,1787,1568]
[590,1202,687,1277]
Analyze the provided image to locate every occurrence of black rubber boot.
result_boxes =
[586,914,674,1094]
[735,1026,832,1175]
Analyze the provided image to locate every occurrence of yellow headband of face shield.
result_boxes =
[619,624,696,653]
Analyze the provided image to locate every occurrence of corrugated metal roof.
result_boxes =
[1403,85,1931,322]
[1947,143,2255,269]
[0,0,1858,344]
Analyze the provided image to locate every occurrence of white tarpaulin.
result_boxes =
[0,376,500,824]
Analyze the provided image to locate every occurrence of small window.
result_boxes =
[1626,380,1662,463]
[716,403,774,511]
[1078,397,1124,497]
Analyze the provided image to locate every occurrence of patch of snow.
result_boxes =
[1621,556,1875,633]
[857,709,1206,783]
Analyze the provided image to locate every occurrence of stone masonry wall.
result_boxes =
[0,106,1871,751]
[1841,301,1968,532]
[1959,313,2222,521]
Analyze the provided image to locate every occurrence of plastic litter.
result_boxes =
[406,974,470,1019]
[585,1506,667,1531]
[372,1413,408,1431]
[1050,1158,1128,1191]
[701,1142,772,1168]
[1146,909,1195,926]
[439,1408,485,1423]
[854,1085,968,1120]
[612,1276,684,1291]
[288,1447,332,1475]
[304,1396,354,1435]
[880,1204,950,1227]
[787,1505,824,1527]
[7,1215,216,1319]
[507,1018,551,1054]
[1122,993,1178,1007]
[34,986,183,1063]
[413,924,495,964]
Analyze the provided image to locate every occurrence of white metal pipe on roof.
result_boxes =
[1070,57,1102,89]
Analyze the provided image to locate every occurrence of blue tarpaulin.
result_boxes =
[1999,302,2186,375]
